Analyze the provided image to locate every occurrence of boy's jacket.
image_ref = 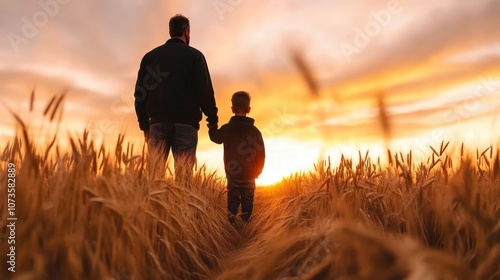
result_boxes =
[209,116,265,180]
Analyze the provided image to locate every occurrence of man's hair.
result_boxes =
[169,14,190,37]
[231,91,251,113]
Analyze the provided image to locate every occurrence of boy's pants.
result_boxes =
[227,179,255,222]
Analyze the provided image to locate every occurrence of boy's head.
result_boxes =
[231,91,251,115]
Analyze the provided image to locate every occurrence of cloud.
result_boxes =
[324,0,500,94]
[0,0,499,152]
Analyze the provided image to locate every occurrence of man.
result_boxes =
[134,14,218,183]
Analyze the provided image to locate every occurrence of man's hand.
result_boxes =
[207,122,218,129]
[144,130,149,142]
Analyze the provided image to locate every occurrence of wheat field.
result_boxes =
[0,98,499,279]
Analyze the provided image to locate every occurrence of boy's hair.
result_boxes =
[169,14,190,37]
[231,91,251,113]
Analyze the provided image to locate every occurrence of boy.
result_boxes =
[209,91,265,225]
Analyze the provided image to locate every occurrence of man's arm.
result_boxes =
[193,53,218,128]
[134,57,150,132]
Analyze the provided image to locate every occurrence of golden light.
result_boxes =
[256,138,322,186]
[1,0,499,189]
[198,137,321,187]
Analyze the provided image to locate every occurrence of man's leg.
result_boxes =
[171,123,198,185]
[147,123,174,177]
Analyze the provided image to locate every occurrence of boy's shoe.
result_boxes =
[241,213,251,223]
[228,215,236,227]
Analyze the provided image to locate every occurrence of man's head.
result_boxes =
[169,14,190,45]
[231,91,251,116]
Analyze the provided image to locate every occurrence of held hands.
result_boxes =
[207,122,218,130]
[206,114,218,130]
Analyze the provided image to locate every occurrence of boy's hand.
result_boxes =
[207,122,218,129]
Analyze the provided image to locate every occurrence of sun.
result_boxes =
[255,138,322,186]
[198,138,322,187]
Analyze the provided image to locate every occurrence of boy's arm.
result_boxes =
[208,125,225,144]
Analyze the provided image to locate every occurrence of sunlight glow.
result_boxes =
[1,0,499,190]
[256,138,321,186]
[198,138,321,187]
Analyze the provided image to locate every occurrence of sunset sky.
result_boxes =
[1,0,499,184]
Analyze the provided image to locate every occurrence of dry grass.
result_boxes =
[0,96,499,279]
[217,145,500,279]
[0,108,236,279]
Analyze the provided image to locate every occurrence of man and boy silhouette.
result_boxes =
[134,14,265,226]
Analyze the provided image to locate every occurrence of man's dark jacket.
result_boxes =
[209,116,265,181]
[134,38,218,130]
